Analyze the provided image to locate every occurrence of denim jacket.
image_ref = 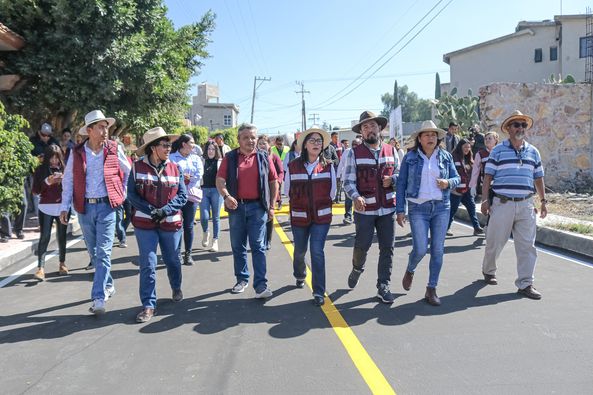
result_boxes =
[395,148,460,214]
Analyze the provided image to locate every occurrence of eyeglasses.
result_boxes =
[157,143,172,149]
[306,138,323,145]
[511,122,528,128]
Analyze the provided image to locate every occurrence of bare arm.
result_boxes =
[534,177,547,219]
[480,174,493,215]
[216,176,237,210]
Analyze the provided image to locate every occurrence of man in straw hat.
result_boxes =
[342,111,400,304]
[60,110,130,314]
[480,110,547,300]
[216,123,279,299]
[127,127,187,323]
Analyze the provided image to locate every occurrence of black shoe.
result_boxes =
[15,232,25,240]
[84,262,94,270]
[517,285,542,300]
[483,272,498,285]
[296,279,305,288]
[0,235,8,243]
[473,227,485,236]
[376,284,395,304]
[313,295,325,306]
[347,268,362,289]
[172,289,183,302]
[183,251,194,266]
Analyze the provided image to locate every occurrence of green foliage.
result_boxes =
[432,89,479,133]
[175,125,210,147]
[0,103,37,215]
[380,84,432,122]
[544,73,577,84]
[213,127,238,149]
[0,0,215,138]
[435,73,441,99]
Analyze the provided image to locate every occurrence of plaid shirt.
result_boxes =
[343,142,400,216]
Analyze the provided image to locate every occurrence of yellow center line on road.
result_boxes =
[272,213,396,395]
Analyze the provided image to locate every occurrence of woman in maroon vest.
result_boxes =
[447,138,484,236]
[469,131,500,199]
[127,127,188,323]
[32,145,69,280]
[257,134,284,251]
[285,127,336,306]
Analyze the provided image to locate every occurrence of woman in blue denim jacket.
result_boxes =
[395,121,460,306]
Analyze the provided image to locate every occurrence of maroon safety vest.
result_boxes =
[353,144,396,211]
[72,140,124,214]
[478,148,490,181]
[288,159,332,227]
[453,153,471,194]
[131,158,182,231]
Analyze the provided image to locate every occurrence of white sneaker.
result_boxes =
[202,231,210,248]
[255,286,273,299]
[209,239,218,252]
[104,286,116,301]
[89,299,106,315]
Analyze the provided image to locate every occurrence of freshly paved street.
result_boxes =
[1,205,592,394]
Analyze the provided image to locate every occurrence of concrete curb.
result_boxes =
[454,207,593,260]
[0,218,81,272]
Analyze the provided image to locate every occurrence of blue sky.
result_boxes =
[164,0,591,134]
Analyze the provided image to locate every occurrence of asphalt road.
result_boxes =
[1,205,592,394]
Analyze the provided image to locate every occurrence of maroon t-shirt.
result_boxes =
[217,150,278,199]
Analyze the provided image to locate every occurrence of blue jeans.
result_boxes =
[292,223,330,296]
[448,191,481,230]
[352,212,395,287]
[407,200,450,288]
[200,187,222,239]
[135,227,183,309]
[228,201,268,290]
[344,197,353,219]
[181,201,198,252]
[77,202,116,300]
[115,199,132,243]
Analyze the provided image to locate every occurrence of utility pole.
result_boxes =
[308,113,320,125]
[250,76,271,123]
[295,81,309,131]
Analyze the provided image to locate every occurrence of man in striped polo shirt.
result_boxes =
[480,110,547,300]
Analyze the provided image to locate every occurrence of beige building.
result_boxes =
[443,15,592,96]
[189,83,239,130]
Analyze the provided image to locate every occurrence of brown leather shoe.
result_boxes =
[517,285,542,300]
[136,308,155,323]
[425,287,441,306]
[483,273,498,285]
[402,271,414,291]
[58,262,68,275]
[34,268,45,281]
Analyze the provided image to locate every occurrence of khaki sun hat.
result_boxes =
[500,110,533,133]
[296,126,331,150]
[410,120,447,140]
[136,127,180,156]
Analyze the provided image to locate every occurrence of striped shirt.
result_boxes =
[484,139,544,198]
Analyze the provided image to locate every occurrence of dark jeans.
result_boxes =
[180,201,198,252]
[344,197,353,219]
[292,223,330,296]
[448,191,481,230]
[352,211,395,287]
[38,210,68,267]
[0,190,27,237]
[115,199,132,243]
[265,218,273,248]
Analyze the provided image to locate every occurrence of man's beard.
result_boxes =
[515,131,525,140]
[364,135,378,145]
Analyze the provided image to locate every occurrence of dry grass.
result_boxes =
[548,222,593,236]
[545,193,593,222]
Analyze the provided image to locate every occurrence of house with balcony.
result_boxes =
[189,83,239,130]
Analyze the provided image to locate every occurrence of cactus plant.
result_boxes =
[432,89,479,135]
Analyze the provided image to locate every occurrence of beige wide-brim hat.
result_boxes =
[296,126,331,150]
[136,127,180,156]
[352,110,388,133]
[500,110,533,133]
[79,110,116,136]
[410,120,447,140]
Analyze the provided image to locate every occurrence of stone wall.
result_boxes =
[479,82,593,192]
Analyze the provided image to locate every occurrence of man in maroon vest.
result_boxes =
[342,111,400,304]
[60,110,130,315]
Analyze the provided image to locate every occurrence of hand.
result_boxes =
[480,200,490,216]
[396,213,406,227]
[436,178,449,190]
[470,187,476,197]
[539,202,547,219]
[267,207,275,221]
[150,208,167,223]
[354,196,366,212]
[59,211,69,225]
[224,195,238,210]
[382,175,393,188]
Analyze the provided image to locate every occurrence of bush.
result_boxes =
[0,103,37,215]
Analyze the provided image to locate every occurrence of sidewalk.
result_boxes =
[0,211,81,272]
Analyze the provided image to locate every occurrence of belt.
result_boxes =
[85,197,109,204]
[493,193,533,203]
[237,198,259,204]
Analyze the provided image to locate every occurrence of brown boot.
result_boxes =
[58,262,69,275]
[425,287,441,306]
[34,268,45,281]
[402,271,414,291]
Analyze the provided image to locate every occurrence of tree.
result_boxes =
[380,85,432,122]
[0,103,37,215]
[0,1,215,137]
[435,73,441,99]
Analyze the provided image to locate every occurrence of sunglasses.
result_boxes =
[511,122,528,128]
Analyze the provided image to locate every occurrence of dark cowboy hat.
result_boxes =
[352,110,388,133]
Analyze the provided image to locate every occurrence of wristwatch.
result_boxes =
[540,198,548,204]
[223,194,230,200]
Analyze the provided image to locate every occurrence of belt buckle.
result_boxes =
[88,198,97,204]
[499,196,508,204]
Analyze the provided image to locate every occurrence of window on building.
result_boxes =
[223,115,232,126]
[580,36,593,58]
[534,48,543,63]
[550,46,558,61]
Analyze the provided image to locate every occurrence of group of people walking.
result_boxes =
[32,107,547,323]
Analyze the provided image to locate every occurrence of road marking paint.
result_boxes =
[0,236,84,288]
[273,216,396,395]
